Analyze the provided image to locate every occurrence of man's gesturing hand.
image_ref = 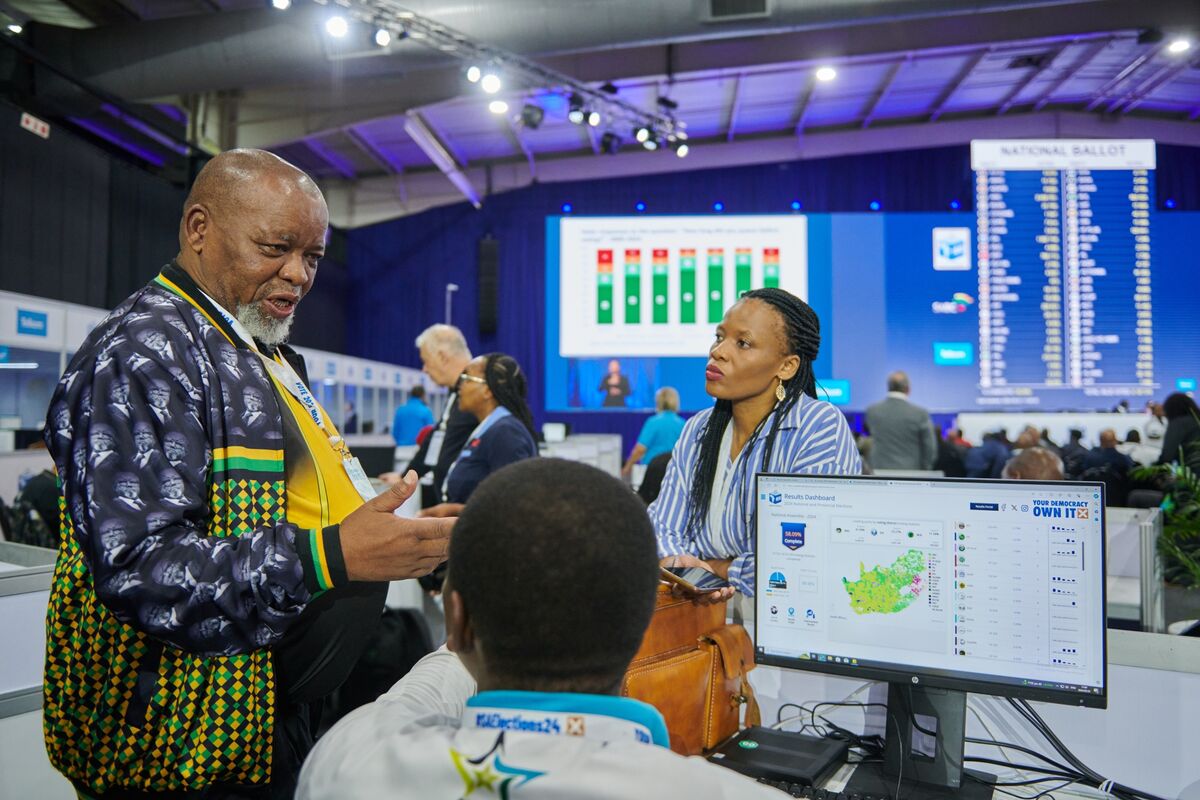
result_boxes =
[339,470,454,581]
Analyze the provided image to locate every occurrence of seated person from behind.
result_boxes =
[421,352,538,517]
[297,459,781,799]
[1082,429,1134,474]
[622,386,686,480]
[1002,446,1064,481]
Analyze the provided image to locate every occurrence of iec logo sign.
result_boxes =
[17,309,48,337]
[932,292,975,315]
[932,227,972,271]
[781,522,806,551]
[767,491,782,505]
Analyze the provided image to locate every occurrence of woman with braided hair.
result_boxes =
[420,353,538,517]
[649,288,862,608]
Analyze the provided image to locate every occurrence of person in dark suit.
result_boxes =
[598,359,632,408]
[864,371,936,471]
[1157,392,1200,469]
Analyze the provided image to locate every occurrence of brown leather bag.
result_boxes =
[621,585,761,755]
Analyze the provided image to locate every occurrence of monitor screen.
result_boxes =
[754,474,1107,708]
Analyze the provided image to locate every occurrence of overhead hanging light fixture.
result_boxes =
[480,72,502,93]
[586,110,601,127]
[633,126,651,143]
[568,94,585,124]
[521,103,545,129]
[489,100,510,114]
[466,65,482,83]
[325,15,349,38]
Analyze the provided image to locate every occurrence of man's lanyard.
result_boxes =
[441,406,511,502]
[463,706,655,746]
[200,292,376,502]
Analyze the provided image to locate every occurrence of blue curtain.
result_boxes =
[345,143,1197,447]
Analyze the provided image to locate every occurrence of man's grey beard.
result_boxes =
[236,302,295,348]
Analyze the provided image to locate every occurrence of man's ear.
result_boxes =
[444,589,475,655]
[183,203,211,254]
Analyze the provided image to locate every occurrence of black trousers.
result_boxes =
[76,581,387,800]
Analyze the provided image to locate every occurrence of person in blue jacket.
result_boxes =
[391,385,436,445]
[421,353,538,515]
[622,386,686,480]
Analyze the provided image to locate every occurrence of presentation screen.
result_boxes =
[544,142,1198,414]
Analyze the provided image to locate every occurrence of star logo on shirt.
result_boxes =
[450,743,545,798]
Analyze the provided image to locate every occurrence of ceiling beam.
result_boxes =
[997,43,1069,114]
[1084,45,1161,111]
[1112,58,1196,114]
[197,0,224,11]
[792,75,816,137]
[1030,38,1111,111]
[57,0,139,24]
[403,111,481,209]
[343,126,404,174]
[504,115,536,180]
[303,137,356,180]
[861,55,909,128]
[1188,105,1200,121]
[929,48,990,121]
[725,73,745,142]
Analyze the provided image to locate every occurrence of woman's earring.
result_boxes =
[775,382,786,402]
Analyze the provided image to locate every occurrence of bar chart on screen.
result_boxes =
[559,216,808,357]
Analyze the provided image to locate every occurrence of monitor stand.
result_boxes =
[843,683,995,800]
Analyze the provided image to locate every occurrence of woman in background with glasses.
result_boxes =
[420,353,538,516]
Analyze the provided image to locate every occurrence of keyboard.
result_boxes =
[756,777,889,800]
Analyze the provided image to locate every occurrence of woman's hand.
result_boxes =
[418,502,465,519]
[659,555,738,605]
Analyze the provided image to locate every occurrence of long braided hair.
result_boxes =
[684,288,821,536]
[481,353,538,441]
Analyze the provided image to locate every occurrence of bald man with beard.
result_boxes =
[44,150,452,798]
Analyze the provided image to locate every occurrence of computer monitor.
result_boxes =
[754,474,1107,798]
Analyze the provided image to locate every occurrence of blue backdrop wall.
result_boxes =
[345,143,1199,446]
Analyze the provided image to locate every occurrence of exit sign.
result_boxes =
[20,112,50,139]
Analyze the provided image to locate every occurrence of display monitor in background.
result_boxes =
[755,474,1106,799]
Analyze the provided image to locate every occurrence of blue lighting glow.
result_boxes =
[868,200,881,211]
[791,200,802,211]
[561,203,573,213]
[635,201,646,212]
[949,199,961,210]
[713,201,725,212]
[1165,198,1177,209]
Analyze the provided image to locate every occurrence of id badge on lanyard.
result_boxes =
[201,291,377,503]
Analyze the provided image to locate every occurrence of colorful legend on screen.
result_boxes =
[971,140,1156,402]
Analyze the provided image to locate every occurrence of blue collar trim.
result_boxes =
[467,690,669,748]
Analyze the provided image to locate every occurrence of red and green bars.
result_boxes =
[735,247,753,297]
[707,248,725,323]
[763,247,781,288]
[652,249,669,324]
[680,248,697,324]
[597,249,614,324]
[624,249,643,323]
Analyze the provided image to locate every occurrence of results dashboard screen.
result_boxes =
[543,140,1198,413]
[755,475,1106,701]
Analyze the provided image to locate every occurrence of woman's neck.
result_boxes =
[474,401,500,423]
[729,390,778,460]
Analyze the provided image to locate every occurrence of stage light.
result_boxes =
[520,104,544,129]
[1167,38,1192,54]
[600,132,620,154]
[816,66,837,82]
[634,126,651,143]
[642,138,658,151]
[586,110,601,127]
[488,100,509,115]
[466,65,482,83]
[561,203,573,213]
[600,82,619,94]
[791,200,802,211]
[374,28,391,47]
[480,73,502,94]
[635,202,646,212]
[270,0,290,9]
[713,201,725,212]
[568,94,585,124]
[672,141,689,158]
[869,200,881,211]
[325,15,349,38]
[1165,198,1177,209]
[950,199,961,210]
[5,23,22,34]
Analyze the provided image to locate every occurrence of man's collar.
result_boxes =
[466,690,668,747]
[887,391,910,400]
[155,262,246,349]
